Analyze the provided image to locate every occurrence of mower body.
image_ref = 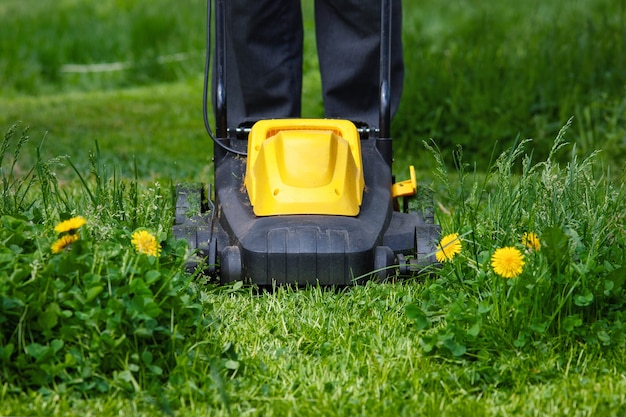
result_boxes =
[172,0,440,285]
[173,118,440,285]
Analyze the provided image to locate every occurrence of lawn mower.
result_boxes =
[172,0,441,285]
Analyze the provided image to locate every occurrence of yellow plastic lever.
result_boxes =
[392,165,417,198]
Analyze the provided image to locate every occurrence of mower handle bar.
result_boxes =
[211,0,393,167]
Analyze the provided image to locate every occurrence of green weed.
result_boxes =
[0,125,230,410]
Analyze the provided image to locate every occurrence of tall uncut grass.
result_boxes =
[408,119,626,361]
[0,125,233,410]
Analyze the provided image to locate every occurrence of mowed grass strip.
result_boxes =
[0,78,211,181]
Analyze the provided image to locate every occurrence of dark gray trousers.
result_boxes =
[219,0,404,129]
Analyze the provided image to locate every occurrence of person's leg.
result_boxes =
[220,0,303,129]
[314,0,404,128]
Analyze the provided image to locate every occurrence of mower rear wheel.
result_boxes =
[172,183,216,275]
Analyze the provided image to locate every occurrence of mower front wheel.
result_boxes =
[374,246,395,281]
[220,246,242,283]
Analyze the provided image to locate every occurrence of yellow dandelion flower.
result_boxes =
[522,232,541,251]
[131,230,161,257]
[51,234,80,254]
[54,216,86,234]
[491,246,525,278]
[435,233,462,262]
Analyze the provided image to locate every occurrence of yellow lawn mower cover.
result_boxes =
[244,119,365,216]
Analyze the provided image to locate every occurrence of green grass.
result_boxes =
[2,281,626,416]
[0,79,211,181]
[396,0,626,167]
[1,0,625,171]
[1,0,626,416]
[0,0,206,95]
[191,282,626,416]
[1,118,625,416]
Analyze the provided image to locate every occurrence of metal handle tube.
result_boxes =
[215,0,227,139]
[377,0,393,169]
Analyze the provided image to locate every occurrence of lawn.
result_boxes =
[1,1,626,416]
[2,0,625,174]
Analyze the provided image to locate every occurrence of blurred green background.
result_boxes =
[1,0,624,180]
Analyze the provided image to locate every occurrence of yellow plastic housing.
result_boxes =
[244,119,364,216]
